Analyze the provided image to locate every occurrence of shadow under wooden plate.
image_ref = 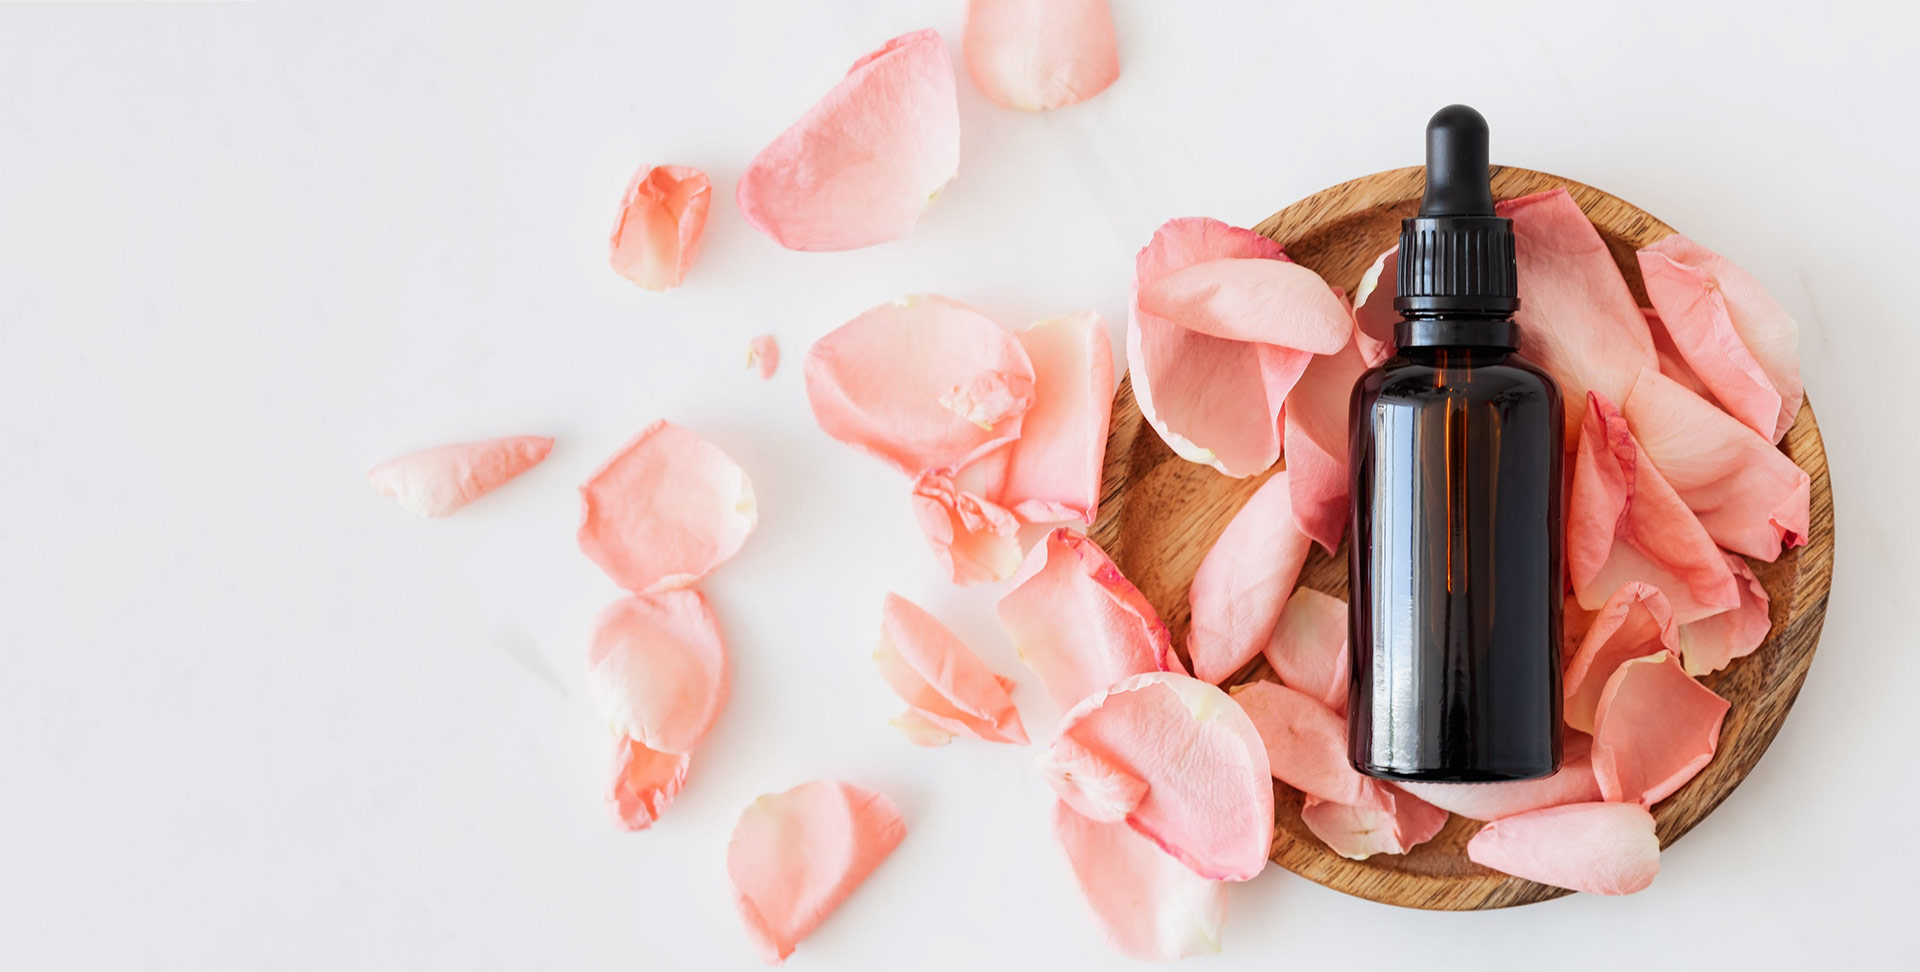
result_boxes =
[1091,166,1834,910]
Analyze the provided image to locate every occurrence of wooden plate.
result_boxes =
[1090,166,1835,910]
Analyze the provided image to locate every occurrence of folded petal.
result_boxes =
[998,528,1178,709]
[1301,786,1448,860]
[1229,679,1389,810]
[988,312,1114,524]
[806,295,1035,475]
[577,421,756,593]
[1261,587,1350,714]
[607,735,692,831]
[737,29,959,251]
[1497,189,1657,439]
[1466,802,1659,895]
[1045,672,1274,880]
[728,781,906,964]
[748,335,780,380]
[1188,469,1314,684]
[1399,730,1602,820]
[367,435,553,517]
[963,0,1119,111]
[1283,327,1371,552]
[1622,367,1809,561]
[910,471,1022,586]
[1350,245,1399,365]
[1592,650,1729,805]
[1561,582,1676,733]
[874,593,1026,744]
[609,164,711,291]
[1677,551,1772,676]
[586,590,727,755]
[1643,307,1717,402]
[1052,801,1227,962]
[1638,233,1802,443]
[1037,733,1148,823]
[1137,257,1353,352]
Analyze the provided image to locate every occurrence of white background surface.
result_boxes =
[3,1,1916,969]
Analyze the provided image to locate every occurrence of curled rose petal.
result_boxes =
[608,164,711,291]
[1229,679,1390,811]
[1399,730,1602,820]
[1497,189,1657,438]
[607,734,692,831]
[1466,802,1659,895]
[1562,582,1676,733]
[963,0,1119,111]
[1592,650,1729,805]
[1638,233,1802,443]
[1043,672,1274,880]
[1137,257,1354,352]
[728,781,906,964]
[1677,551,1771,676]
[1188,470,1314,684]
[1261,587,1350,714]
[1283,326,1372,552]
[586,590,727,755]
[989,311,1114,524]
[577,420,756,593]
[806,295,1035,475]
[748,335,780,380]
[910,471,1022,586]
[1301,787,1448,860]
[1350,246,1399,364]
[1622,367,1809,562]
[737,29,959,251]
[998,528,1178,709]
[874,593,1027,744]
[1052,802,1227,962]
[367,435,553,517]
[1643,307,1716,402]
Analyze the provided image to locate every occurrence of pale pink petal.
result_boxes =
[607,734,692,832]
[874,593,1027,744]
[888,708,955,747]
[1399,730,1602,820]
[1567,392,1739,622]
[1638,233,1802,443]
[586,590,727,755]
[963,0,1119,111]
[1350,245,1399,365]
[737,29,959,251]
[910,471,1022,586]
[577,421,757,593]
[608,165,711,291]
[1037,733,1148,823]
[1592,650,1729,805]
[989,312,1114,524]
[1562,592,1598,668]
[1229,679,1390,811]
[1044,672,1274,881]
[1188,470,1314,684]
[1643,307,1716,402]
[806,295,1035,475]
[1052,802,1227,961]
[1677,551,1772,676]
[367,435,553,518]
[1466,802,1659,895]
[1561,582,1676,733]
[748,335,780,380]
[1260,587,1350,714]
[1622,367,1809,561]
[728,781,906,964]
[1301,786,1448,860]
[1497,189,1657,439]
[1284,327,1371,552]
[1137,258,1353,352]
[998,528,1179,709]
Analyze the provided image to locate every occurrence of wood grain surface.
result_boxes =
[1090,166,1834,910]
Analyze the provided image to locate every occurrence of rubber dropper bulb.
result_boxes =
[1418,105,1496,217]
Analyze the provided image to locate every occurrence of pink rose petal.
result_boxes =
[1466,802,1659,895]
[1622,367,1809,562]
[989,311,1115,524]
[1137,257,1354,352]
[1043,672,1274,881]
[1052,801,1227,961]
[1497,189,1658,439]
[888,708,957,747]
[1676,551,1772,676]
[1350,245,1400,365]
[1301,786,1448,860]
[607,735,692,831]
[874,593,1027,744]
[1188,469,1314,684]
[1230,679,1390,811]
[737,29,959,251]
[1638,233,1802,443]
[806,295,1035,475]
[1260,587,1350,714]
[1561,582,1676,733]
[910,470,1022,586]
[367,435,553,518]
[586,590,727,756]
[998,528,1179,709]
[1399,731,1602,820]
[1283,326,1371,552]
[1037,733,1149,823]
[608,164,711,291]
[1592,650,1728,805]
[748,335,780,380]
[577,421,757,593]
[963,0,1119,111]
[1643,307,1717,402]
[728,781,906,964]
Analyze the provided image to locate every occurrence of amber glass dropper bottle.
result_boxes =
[1346,105,1564,783]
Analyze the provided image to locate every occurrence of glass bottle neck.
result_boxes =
[1394,315,1519,351]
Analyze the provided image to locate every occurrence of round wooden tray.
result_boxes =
[1090,166,1835,910]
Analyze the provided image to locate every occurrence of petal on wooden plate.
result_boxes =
[1229,679,1389,811]
[874,593,1026,744]
[1467,802,1659,895]
[1562,582,1676,733]
[1676,551,1772,677]
[577,420,756,593]
[1398,730,1602,820]
[1188,470,1314,684]
[1136,257,1353,352]
[368,435,553,517]
[728,781,906,964]
[963,0,1119,111]
[1591,650,1728,805]
[1284,324,1372,552]
[1301,786,1449,860]
[1260,587,1350,714]
[998,528,1178,709]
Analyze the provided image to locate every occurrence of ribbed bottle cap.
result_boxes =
[1393,105,1519,317]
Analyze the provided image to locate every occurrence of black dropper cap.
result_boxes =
[1394,105,1519,320]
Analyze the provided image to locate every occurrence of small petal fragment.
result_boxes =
[806,295,1036,475]
[1044,672,1274,880]
[1562,582,1676,733]
[963,0,1119,111]
[874,593,1027,744]
[1301,787,1448,860]
[1399,731,1603,820]
[1677,552,1772,676]
[1592,650,1729,805]
[737,29,960,251]
[609,165,711,291]
[367,435,553,517]
[577,421,757,593]
[748,335,780,380]
[1638,233,1802,443]
[889,709,955,747]
[1284,327,1371,552]
[1052,802,1227,962]
[1188,470,1314,684]
[1230,680,1389,811]
[991,312,1115,524]
[910,471,1022,585]
[608,735,692,831]
[586,590,727,755]
[1350,246,1399,364]
[1261,587,1350,714]
[1466,802,1659,895]
[998,528,1178,709]
[728,781,906,964]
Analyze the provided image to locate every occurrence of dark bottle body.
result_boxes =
[1346,331,1565,782]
